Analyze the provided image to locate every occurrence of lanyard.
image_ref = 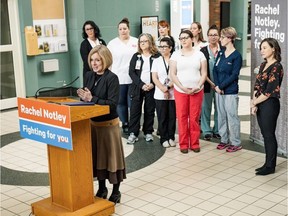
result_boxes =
[162,56,169,74]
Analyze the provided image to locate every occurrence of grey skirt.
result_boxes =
[91,118,126,184]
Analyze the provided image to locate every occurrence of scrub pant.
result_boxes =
[215,94,241,146]
[174,89,203,150]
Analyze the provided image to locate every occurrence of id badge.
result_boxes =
[135,60,141,70]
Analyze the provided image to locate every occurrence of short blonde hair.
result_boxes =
[88,45,113,71]
[221,26,237,41]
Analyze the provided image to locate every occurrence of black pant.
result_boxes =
[155,99,176,144]
[129,89,155,136]
[256,97,280,168]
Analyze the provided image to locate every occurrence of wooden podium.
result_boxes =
[21,97,115,216]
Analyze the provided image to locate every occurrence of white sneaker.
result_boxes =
[169,139,176,147]
[145,134,153,142]
[127,133,138,144]
[162,141,170,148]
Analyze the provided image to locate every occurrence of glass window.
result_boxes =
[1,0,11,45]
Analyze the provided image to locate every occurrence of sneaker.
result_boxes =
[169,139,176,147]
[204,134,212,141]
[216,142,230,150]
[162,141,170,148]
[144,134,153,142]
[127,133,138,144]
[213,133,221,139]
[226,145,242,152]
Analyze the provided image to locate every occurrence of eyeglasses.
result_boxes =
[158,45,169,49]
[139,40,149,44]
[179,36,190,41]
[85,27,94,31]
[208,34,219,37]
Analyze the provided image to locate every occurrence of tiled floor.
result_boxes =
[1,63,287,216]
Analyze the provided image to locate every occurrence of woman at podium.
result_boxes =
[77,45,125,204]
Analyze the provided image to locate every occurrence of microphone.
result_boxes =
[34,76,79,98]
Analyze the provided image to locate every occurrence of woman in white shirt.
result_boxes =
[170,29,207,154]
[107,18,138,134]
[151,37,176,148]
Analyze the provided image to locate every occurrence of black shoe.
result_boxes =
[256,167,275,176]
[255,165,266,172]
[109,192,121,204]
[95,187,108,199]
[204,134,212,141]
[157,130,160,136]
[192,148,200,153]
[213,133,221,139]
[122,123,129,135]
[180,149,188,154]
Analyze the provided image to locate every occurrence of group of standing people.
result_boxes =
[77,17,284,205]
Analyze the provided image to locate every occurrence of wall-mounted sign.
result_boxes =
[140,16,159,40]
[31,0,68,55]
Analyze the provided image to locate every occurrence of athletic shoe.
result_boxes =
[226,145,242,152]
[169,139,176,147]
[216,142,230,150]
[162,141,170,148]
[127,133,138,144]
[144,134,153,142]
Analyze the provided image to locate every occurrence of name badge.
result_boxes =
[135,60,141,70]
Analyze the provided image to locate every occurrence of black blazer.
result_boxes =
[128,52,160,100]
[84,69,119,122]
[80,38,106,78]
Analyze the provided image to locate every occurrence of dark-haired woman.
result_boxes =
[152,37,176,148]
[107,18,138,134]
[170,29,207,154]
[251,38,283,176]
[80,20,106,80]
[200,24,222,141]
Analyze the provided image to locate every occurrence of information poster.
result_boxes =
[31,0,68,54]
[141,16,159,40]
[18,98,73,150]
[251,0,287,155]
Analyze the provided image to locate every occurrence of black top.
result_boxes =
[84,69,119,122]
[80,38,106,78]
[254,61,283,99]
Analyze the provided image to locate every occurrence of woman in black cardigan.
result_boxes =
[127,33,160,144]
[77,45,125,204]
[80,20,106,81]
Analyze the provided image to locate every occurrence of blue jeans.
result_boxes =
[215,94,241,146]
[117,84,131,124]
[201,91,218,135]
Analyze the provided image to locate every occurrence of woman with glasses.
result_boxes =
[213,26,242,153]
[170,29,207,154]
[80,20,106,80]
[151,37,176,148]
[200,25,222,141]
[107,18,138,135]
[127,33,160,144]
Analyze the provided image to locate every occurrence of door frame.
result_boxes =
[1,0,26,110]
